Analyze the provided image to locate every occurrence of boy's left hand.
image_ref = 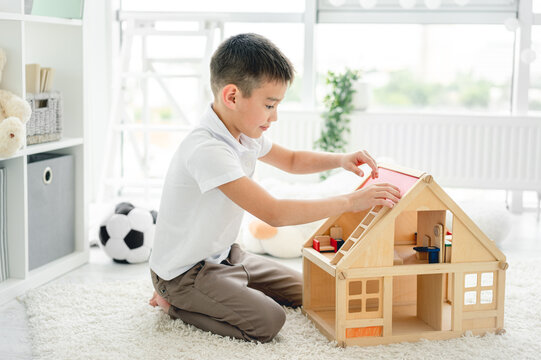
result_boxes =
[340,150,379,179]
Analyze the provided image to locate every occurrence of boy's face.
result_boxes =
[234,80,288,139]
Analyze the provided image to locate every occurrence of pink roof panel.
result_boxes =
[358,167,419,198]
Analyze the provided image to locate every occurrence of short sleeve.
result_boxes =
[257,135,272,158]
[186,140,245,194]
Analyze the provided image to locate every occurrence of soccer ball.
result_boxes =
[98,202,158,264]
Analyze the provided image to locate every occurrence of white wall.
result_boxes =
[259,110,541,194]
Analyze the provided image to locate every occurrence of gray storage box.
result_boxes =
[27,153,75,270]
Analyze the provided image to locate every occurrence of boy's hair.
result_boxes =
[210,33,295,98]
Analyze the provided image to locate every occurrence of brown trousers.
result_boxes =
[150,244,302,343]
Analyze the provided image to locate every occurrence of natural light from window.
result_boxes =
[120,0,305,13]
[530,26,541,113]
[534,0,541,13]
[223,23,305,105]
[316,24,515,113]
[112,0,539,200]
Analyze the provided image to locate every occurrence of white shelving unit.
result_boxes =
[0,2,88,305]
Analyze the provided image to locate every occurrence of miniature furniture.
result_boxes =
[313,226,345,253]
[313,235,334,252]
[302,164,507,347]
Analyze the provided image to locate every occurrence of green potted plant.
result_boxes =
[314,68,360,179]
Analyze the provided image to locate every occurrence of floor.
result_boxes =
[0,191,539,359]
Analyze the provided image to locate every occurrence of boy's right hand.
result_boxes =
[347,183,401,212]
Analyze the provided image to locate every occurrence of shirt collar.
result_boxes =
[200,104,260,154]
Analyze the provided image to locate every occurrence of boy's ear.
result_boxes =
[222,84,239,110]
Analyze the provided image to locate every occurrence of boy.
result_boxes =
[149,33,401,343]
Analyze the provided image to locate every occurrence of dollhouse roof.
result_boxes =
[325,163,506,270]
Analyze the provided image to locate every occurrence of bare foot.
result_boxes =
[155,293,171,314]
[149,291,171,314]
[149,291,159,307]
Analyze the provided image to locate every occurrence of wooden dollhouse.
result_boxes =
[302,164,507,347]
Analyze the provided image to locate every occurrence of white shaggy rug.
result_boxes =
[21,257,541,360]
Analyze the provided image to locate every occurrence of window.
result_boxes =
[316,24,514,113]
[464,291,477,305]
[223,23,304,106]
[480,290,493,304]
[106,0,538,204]
[366,298,379,312]
[463,272,497,309]
[464,273,477,288]
[349,281,362,295]
[349,299,363,313]
[347,278,383,319]
[121,132,186,180]
[529,26,541,113]
[121,0,305,13]
[481,272,494,287]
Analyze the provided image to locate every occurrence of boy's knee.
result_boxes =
[251,305,286,343]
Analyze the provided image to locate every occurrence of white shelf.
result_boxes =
[0,12,82,26]
[0,11,22,21]
[23,14,82,26]
[25,137,84,155]
[0,9,88,305]
[0,148,24,161]
[0,138,84,161]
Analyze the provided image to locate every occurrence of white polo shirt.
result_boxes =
[149,104,272,280]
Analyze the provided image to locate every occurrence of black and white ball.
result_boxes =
[98,202,158,264]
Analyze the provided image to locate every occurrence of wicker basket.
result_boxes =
[26,91,63,145]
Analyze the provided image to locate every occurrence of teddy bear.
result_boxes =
[0,48,32,158]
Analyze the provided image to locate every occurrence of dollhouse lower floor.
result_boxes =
[392,300,452,335]
[302,250,505,347]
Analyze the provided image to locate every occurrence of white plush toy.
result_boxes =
[447,200,511,247]
[0,48,32,158]
[240,170,363,258]
[242,217,323,258]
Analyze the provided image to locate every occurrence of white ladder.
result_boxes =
[330,205,384,265]
[97,11,224,203]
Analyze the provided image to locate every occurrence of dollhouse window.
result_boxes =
[366,298,379,312]
[480,290,493,304]
[366,280,379,294]
[349,299,362,313]
[463,271,496,307]
[464,291,477,305]
[349,281,362,295]
[464,273,477,288]
[481,272,493,287]
[346,278,383,318]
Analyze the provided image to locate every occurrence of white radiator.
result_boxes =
[265,111,541,191]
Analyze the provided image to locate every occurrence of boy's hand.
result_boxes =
[340,150,379,179]
[348,183,401,212]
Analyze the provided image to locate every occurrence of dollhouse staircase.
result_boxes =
[330,205,385,265]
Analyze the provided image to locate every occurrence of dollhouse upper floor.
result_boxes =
[302,164,506,275]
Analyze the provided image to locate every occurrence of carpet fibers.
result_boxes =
[21,257,541,360]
